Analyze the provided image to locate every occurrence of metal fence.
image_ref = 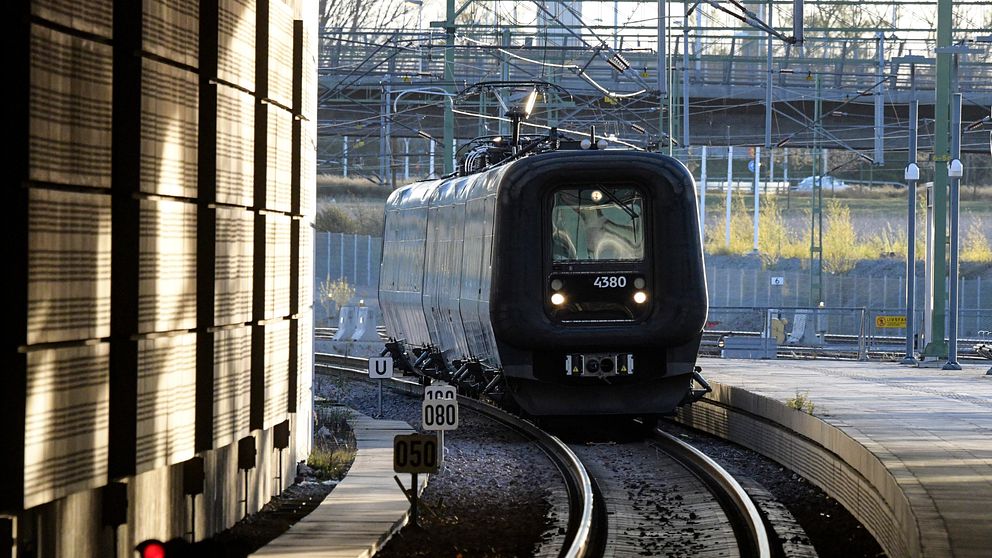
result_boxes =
[315,232,383,289]
[705,266,990,337]
[311,233,991,349]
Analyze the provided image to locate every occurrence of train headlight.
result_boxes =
[633,277,646,289]
[590,190,603,202]
[551,293,566,306]
[633,291,648,304]
[550,279,563,291]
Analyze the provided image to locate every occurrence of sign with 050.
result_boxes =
[393,434,439,473]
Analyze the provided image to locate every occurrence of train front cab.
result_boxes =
[490,151,707,416]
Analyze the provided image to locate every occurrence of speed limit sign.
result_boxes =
[421,396,458,430]
[393,434,439,473]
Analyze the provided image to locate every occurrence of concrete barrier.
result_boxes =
[721,336,777,359]
[333,307,357,341]
[351,307,380,342]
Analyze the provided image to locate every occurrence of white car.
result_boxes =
[793,175,848,191]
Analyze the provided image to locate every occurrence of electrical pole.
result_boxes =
[923,0,952,359]
[810,75,823,306]
[682,0,690,147]
[443,0,456,175]
[658,0,667,148]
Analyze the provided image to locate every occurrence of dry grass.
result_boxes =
[823,198,864,274]
[962,218,992,264]
[308,406,358,481]
[704,194,991,270]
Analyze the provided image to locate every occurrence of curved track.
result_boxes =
[315,353,595,558]
[316,352,770,558]
[649,428,771,558]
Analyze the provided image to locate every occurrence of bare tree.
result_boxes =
[319,0,413,33]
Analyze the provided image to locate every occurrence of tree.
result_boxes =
[319,0,413,34]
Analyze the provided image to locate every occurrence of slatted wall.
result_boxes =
[293,14,317,454]
[15,0,116,512]
[8,0,317,543]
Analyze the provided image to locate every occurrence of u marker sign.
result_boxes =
[369,357,393,379]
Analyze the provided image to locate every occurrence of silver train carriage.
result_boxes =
[378,149,708,415]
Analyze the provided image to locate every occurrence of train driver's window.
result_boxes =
[550,187,643,262]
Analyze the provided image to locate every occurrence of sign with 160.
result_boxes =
[422,384,458,430]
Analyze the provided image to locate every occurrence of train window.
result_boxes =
[550,187,643,261]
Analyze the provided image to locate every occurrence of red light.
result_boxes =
[137,540,167,558]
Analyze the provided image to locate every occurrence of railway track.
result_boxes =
[315,352,772,558]
[316,353,594,558]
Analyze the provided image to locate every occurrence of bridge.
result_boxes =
[317,24,992,177]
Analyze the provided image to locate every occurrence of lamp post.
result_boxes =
[892,55,928,365]
[902,106,919,365]
[944,93,963,370]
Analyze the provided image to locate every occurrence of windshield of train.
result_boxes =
[550,187,644,262]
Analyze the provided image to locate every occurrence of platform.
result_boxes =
[251,410,423,558]
[678,357,992,558]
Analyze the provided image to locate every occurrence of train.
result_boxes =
[378,130,709,416]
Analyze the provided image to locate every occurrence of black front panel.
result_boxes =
[546,271,650,321]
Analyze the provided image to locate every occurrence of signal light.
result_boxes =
[136,540,167,558]
[136,537,224,557]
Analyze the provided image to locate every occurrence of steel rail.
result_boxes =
[314,353,596,558]
[650,428,772,558]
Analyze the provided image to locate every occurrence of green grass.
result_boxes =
[786,390,816,414]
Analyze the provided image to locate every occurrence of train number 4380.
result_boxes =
[593,276,627,288]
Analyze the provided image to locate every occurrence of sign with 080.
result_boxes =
[421,397,458,430]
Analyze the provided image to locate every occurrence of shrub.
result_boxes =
[786,390,815,414]
[962,218,992,264]
[757,195,807,266]
[350,205,386,236]
[315,205,356,233]
[319,276,355,318]
[823,198,861,274]
[704,194,754,255]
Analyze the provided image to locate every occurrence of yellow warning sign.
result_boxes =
[875,315,907,328]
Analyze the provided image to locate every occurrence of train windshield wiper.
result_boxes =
[599,188,639,221]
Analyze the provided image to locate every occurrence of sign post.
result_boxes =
[368,357,393,418]
[393,433,439,527]
[422,384,457,466]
